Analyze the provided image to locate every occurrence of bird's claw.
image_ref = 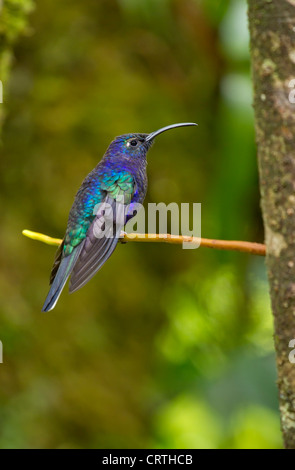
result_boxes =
[119,231,127,244]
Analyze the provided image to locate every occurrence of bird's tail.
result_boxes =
[42,243,84,312]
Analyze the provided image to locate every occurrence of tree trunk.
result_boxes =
[248,0,295,449]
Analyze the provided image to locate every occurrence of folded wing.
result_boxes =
[69,173,135,293]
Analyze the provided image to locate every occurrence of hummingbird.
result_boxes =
[42,122,197,312]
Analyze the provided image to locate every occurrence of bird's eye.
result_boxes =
[127,139,138,148]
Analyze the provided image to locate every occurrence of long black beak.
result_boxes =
[145,122,198,142]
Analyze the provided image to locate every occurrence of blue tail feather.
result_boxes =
[42,243,84,312]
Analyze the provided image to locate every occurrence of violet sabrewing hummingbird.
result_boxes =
[42,122,197,312]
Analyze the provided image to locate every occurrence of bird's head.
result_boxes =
[104,122,198,164]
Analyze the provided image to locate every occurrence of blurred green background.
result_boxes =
[0,0,281,449]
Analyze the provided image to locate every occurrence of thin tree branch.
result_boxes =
[22,229,266,256]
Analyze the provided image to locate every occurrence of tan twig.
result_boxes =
[22,230,266,256]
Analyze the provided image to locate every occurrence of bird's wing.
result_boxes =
[69,173,135,293]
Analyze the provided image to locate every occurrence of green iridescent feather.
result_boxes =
[63,170,135,256]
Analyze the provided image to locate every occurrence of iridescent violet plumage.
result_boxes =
[42,123,197,312]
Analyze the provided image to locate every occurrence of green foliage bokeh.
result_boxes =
[0,0,281,448]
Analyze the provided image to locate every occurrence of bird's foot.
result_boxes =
[119,231,127,244]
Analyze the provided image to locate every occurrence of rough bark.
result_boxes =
[248,0,295,449]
